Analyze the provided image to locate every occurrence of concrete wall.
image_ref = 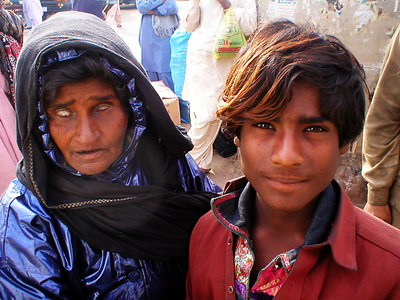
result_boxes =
[256,0,399,90]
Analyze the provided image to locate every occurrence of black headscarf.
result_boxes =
[15,11,216,260]
[0,8,23,44]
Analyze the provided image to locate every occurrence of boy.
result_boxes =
[186,20,400,299]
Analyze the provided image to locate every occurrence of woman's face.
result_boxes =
[46,77,129,175]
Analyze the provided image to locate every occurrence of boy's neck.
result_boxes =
[252,193,318,234]
[249,194,319,275]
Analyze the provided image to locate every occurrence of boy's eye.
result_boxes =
[305,126,328,132]
[254,122,273,129]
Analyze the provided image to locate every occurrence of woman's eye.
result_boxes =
[96,103,111,112]
[54,109,72,118]
[254,122,273,129]
[305,126,327,133]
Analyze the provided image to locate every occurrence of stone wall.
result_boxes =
[257,0,399,88]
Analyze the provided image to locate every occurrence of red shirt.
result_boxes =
[186,178,400,300]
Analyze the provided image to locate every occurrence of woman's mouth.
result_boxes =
[74,149,105,160]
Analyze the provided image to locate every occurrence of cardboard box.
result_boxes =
[151,81,181,125]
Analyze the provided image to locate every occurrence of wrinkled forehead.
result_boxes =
[39,48,135,88]
[37,48,137,105]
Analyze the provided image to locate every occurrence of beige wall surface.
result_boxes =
[256,0,399,90]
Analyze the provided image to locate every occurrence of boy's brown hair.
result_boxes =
[217,20,367,147]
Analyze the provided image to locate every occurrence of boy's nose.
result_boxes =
[270,133,304,167]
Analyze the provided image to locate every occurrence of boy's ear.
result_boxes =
[234,136,240,147]
[340,143,350,155]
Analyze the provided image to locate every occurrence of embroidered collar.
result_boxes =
[212,180,340,246]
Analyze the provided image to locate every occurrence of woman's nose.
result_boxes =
[75,116,100,143]
[270,132,304,167]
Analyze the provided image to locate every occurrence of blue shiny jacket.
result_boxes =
[2,179,172,299]
[0,156,219,299]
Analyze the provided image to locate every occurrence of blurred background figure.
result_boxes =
[73,0,105,18]
[362,25,400,229]
[182,0,257,173]
[137,0,179,91]
[21,0,42,28]
[170,26,191,124]
[102,0,122,27]
[0,1,23,193]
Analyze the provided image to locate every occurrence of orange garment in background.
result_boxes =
[0,72,21,194]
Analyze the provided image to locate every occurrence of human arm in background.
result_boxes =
[154,0,177,16]
[137,0,177,16]
[102,1,112,19]
[228,0,257,37]
[364,203,392,224]
[217,0,231,10]
[362,25,400,224]
[136,0,164,15]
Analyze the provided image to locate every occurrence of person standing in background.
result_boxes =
[0,3,23,193]
[362,25,400,229]
[72,0,105,18]
[136,0,179,91]
[102,0,122,27]
[182,0,257,173]
[21,0,42,28]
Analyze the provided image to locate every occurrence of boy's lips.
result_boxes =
[266,176,308,184]
[264,176,309,191]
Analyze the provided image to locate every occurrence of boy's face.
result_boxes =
[236,81,348,214]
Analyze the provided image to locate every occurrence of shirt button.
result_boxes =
[274,264,279,269]
[227,237,232,246]
[227,285,234,294]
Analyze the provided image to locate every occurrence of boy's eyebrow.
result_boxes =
[299,116,327,123]
[271,116,328,123]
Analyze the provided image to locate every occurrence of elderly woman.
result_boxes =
[0,11,220,299]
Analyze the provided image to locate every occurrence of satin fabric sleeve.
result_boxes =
[362,26,400,206]
[0,180,76,299]
[178,153,222,193]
